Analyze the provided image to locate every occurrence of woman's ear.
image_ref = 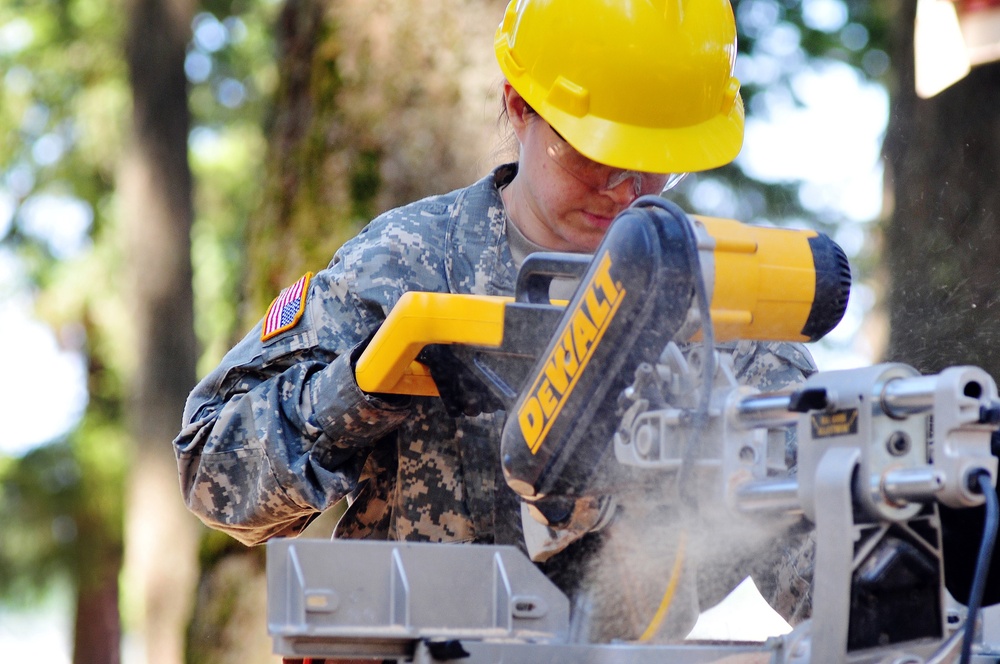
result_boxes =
[503,81,532,140]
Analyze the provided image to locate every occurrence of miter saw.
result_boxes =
[266,198,1000,663]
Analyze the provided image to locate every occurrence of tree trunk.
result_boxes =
[121,0,201,661]
[883,2,1000,375]
[243,0,509,318]
[73,564,121,664]
[186,542,274,664]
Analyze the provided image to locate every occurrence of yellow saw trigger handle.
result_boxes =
[354,292,511,396]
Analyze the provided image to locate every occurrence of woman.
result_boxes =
[174,0,816,640]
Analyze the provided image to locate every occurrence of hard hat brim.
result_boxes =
[535,95,745,175]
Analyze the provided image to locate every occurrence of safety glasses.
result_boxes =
[542,122,687,195]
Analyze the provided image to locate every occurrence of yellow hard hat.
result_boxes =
[495,0,744,174]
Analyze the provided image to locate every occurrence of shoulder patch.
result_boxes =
[261,272,312,342]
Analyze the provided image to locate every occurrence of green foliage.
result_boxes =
[0,442,82,603]
[0,0,129,608]
[349,148,383,227]
[185,1,278,356]
[0,415,125,603]
[670,0,893,236]
[0,0,126,265]
[190,119,268,369]
[734,0,891,103]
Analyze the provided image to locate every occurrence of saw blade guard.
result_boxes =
[501,200,701,500]
[501,197,852,501]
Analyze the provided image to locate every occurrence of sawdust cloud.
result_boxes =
[567,467,804,644]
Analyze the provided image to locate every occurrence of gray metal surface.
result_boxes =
[266,537,1000,663]
[267,538,570,659]
[413,639,777,663]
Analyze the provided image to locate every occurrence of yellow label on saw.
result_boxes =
[517,251,625,454]
[810,408,859,438]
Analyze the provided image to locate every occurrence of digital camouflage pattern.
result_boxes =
[176,165,521,546]
[174,164,816,623]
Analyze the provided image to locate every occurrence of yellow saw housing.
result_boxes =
[692,215,829,341]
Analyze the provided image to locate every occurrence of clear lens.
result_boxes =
[660,172,688,192]
[543,122,686,195]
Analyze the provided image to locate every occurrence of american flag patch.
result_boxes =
[261,272,313,342]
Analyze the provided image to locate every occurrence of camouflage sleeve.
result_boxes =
[727,339,818,392]
[174,336,411,546]
[173,237,427,546]
[725,339,818,624]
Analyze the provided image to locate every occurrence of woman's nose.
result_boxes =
[602,174,640,206]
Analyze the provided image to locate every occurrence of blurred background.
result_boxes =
[2,0,999,662]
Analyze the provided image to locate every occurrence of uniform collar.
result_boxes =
[444,164,519,297]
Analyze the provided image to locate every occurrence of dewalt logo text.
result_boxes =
[518,252,625,454]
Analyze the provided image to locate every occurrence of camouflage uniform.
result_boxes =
[174,164,817,625]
